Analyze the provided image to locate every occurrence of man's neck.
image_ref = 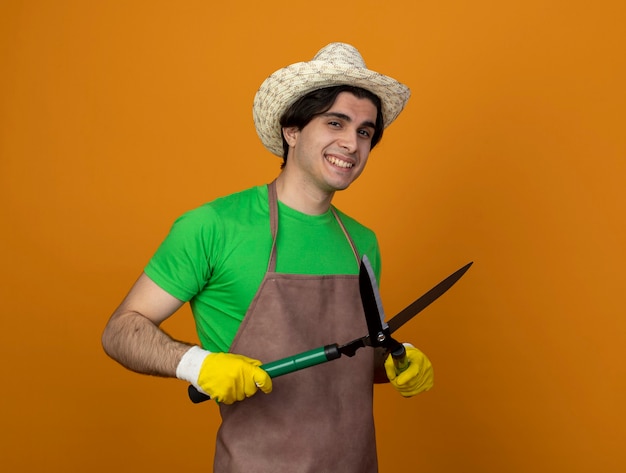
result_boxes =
[274,173,335,215]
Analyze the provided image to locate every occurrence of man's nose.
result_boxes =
[337,129,357,153]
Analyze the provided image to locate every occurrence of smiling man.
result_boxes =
[102,43,434,473]
[279,89,379,213]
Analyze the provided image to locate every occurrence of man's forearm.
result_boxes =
[101,311,193,377]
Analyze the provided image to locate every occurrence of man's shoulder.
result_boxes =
[332,207,376,236]
[212,185,267,205]
[181,185,268,219]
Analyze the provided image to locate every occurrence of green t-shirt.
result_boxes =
[145,185,381,352]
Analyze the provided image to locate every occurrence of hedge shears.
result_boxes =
[188,256,472,403]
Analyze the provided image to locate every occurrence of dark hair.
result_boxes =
[278,85,385,167]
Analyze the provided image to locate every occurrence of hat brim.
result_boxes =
[253,60,411,157]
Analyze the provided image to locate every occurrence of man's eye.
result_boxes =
[358,129,371,138]
[328,121,341,127]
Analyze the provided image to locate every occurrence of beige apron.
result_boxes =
[213,181,377,473]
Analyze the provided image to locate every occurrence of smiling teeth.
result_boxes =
[327,156,353,168]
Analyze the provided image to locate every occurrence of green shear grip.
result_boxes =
[187,344,342,403]
[262,344,341,378]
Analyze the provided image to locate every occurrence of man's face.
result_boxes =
[283,92,378,194]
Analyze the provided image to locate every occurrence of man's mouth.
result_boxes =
[325,155,354,169]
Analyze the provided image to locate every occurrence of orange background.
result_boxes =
[1,1,625,471]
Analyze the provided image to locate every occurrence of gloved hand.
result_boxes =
[176,346,272,404]
[198,352,272,404]
[384,343,433,397]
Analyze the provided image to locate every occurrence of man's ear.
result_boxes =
[282,127,299,148]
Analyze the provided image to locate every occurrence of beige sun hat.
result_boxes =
[253,42,411,157]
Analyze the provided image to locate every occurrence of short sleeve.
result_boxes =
[144,205,221,302]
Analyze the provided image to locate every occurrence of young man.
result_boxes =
[102,42,433,472]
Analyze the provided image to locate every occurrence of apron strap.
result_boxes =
[266,181,361,273]
[267,180,280,273]
[331,206,361,265]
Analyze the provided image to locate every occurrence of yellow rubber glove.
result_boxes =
[198,352,272,404]
[384,343,434,397]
